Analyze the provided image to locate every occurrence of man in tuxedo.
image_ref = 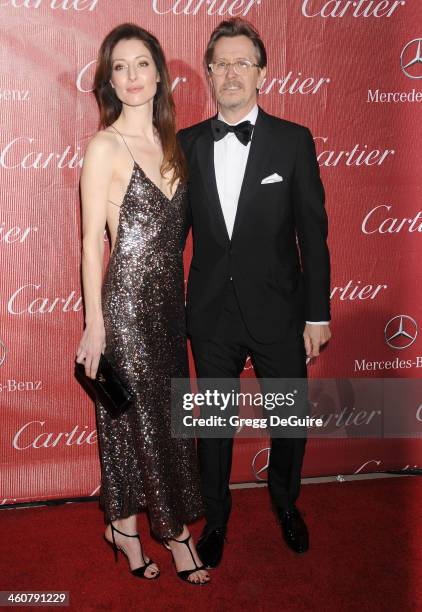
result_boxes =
[178,18,331,568]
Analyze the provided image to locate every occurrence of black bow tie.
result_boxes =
[211,119,254,146]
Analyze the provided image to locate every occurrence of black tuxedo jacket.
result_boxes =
[178,107,330,344]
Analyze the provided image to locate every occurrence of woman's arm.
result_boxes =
[76,133,115,379]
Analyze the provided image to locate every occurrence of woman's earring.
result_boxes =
[109,80,114,89]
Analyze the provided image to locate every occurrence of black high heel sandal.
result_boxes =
[105,522,159,580]
[166,534,210,585]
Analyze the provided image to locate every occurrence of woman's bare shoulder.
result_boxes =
[84,128,120,163]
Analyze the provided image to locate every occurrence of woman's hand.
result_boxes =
[76,322,106,379]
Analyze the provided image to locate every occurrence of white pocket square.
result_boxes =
[261,173,283,184]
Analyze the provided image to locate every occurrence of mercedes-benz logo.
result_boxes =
[400,39,422,79]
[252,447,270,481]
[384,315,418,350]
[0,340,6,367]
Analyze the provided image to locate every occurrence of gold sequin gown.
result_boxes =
[95,130,203,540]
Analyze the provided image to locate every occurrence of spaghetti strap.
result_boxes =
[107,199,122,208]
[109,124,136,163]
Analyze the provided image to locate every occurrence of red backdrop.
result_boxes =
[1,0,421,505]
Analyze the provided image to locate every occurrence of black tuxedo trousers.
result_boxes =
[191,281,307,529]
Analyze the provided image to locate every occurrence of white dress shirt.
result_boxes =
[213,104,328,326]
[214,105,258,240]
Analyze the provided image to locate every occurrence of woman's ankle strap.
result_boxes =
[170,534,191,545]
[111,522,139,539]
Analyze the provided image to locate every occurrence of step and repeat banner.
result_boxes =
[1,1,421,505]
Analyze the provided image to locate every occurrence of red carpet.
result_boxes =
[1,477,421,611]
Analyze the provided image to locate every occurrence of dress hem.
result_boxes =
[102,502,205,541]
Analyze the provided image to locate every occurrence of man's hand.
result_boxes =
[303,324,331,358]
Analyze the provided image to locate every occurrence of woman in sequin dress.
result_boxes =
[75,24,209,585]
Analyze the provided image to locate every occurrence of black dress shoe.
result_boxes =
[278,506,309,554]
[196,526,227,568]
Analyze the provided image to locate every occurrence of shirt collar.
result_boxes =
[218,104,259,126]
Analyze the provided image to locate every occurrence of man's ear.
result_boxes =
[257,66,267,89]
[208,70,215,90]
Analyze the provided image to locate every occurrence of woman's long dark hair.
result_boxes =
[94,23,186,186]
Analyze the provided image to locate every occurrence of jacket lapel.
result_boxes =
[196,120,230,244]
[231,108,273,243]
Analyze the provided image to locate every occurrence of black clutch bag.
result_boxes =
[75,354,133,419]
